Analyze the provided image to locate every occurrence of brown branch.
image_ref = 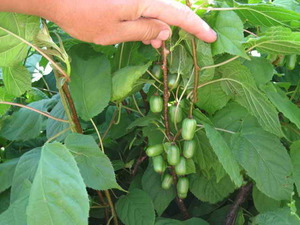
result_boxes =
[170,168,191,220]
[132,155,148,177]
[162,41,172,141]
[62,83,83,133]
[104,190,119,225]
[0,101,69,123]
[225,183,253,225]
[97,191,109,222]
[139,90,150,113]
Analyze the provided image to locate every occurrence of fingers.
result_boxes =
[142,0,217,43]
[94,17,170,47]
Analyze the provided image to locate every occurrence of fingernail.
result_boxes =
[157,30,170,41]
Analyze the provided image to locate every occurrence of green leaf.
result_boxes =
[234,3,300,28]
[0,98,56,141]
[111,63,151,102]
[220,61,283,137]
[273,0,299,11]
[0,13,40,67]
[252,185,281,213]
[253,207,300,225]
[263,84,300,130]
[197,40,215,83]
[196,81,231,115]
[190,173,236,204]
[116,189,155,225]
[0,189,10,214]
[46,100,70,142]
[27,142,89,225]
[0,158,19,193]
[243,57,274,86]
[65,133,120,190]
[211,3,248,59]
[183,218,209,225]
[231,128,293,200]
[204,123,243,187]
[2,65,31,97]
[10,148,41,203]
[155,218,183,225]
[168,44,193,76]
[141,164,175,216]
[246,27,300,55]
[193,130,217,172]
[0,87,14,116]
[290,140,300,195]
[0,180,31,225]
[70,52,111,121]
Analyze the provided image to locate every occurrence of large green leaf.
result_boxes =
[234,3,300,28]
[0,180,31,225]
[155,218,209,225]
[231,128,293,200]
[190,173,236,204]
[243,57,274,86]
[246,27,300,55]
[0,13,40,67]
[253,207,300,225]
[10,148,41,203]
[252,185,281,213]
[111,63,151,102]
[0,87,14,115]
[219,61,283,137]
[70,51,111,121]
[65,133,120,190]
[141,164,175,216]
[183,218,209,225]
[0,98,56,141]
[204,123,243,187]
[263,84,300,130]
[211,3,248,59]
[290,140,300,195]
[196,81,230,115]
[116,189,155,225]
[27,142,89,225]
[0,158,19,193]
[46,100,70,142]
[2,65,31,97]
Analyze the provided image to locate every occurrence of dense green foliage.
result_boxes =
[1,0,300,224]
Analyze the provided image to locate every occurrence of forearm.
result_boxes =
[0,0,60,19]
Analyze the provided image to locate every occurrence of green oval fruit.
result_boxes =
[169,105,183,124]
[152,65,162,79]
[146,144,164,157]
[181,118,197,140]
[167,144,181,166]
[175,157,187,176]
[177,177,189,199]
[183,139,196,159]
[168,74,179,90]
[161,173,173,190]
[149,95,163,113]
[287,54,297,70]
[153,155,166,174]
[178,192,188,199]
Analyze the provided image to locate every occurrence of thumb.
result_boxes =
[117,17,171,42]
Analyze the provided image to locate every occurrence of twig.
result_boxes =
[61,83,83,133]
[104,190,119,225]
[132,155,148,177]
[225,183,253,225]
[191,38,200,103]
[162,42,172,141]
[139,90,150,113]
[97,191,110,223]
[170,168,191,220]
[0,101,69,123]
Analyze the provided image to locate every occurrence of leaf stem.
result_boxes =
[104,190,119,225]
[90,119,105,153]
[0,101,69,123]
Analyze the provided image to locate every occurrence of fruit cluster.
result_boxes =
[147,65,198,198]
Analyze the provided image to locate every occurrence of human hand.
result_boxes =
[42,0,216,48]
